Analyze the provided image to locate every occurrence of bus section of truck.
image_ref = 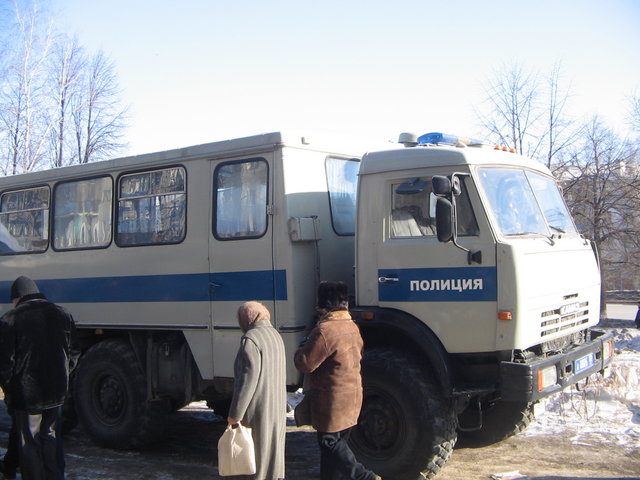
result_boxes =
[0,132,359,449]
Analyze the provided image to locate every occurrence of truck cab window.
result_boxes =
[391,180,435,237]
[391,177,478,238]
[456,178,480,236]
[117,167,186,246]
[478,168,576,237]
[525,172,577,235]
[0,186,50,253]
[214,159,268,239]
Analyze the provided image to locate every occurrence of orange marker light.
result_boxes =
[498,311,512,321]
[537,370,544,390]
[360,311,375,321]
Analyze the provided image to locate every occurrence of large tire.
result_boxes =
[74,339,169,449]
[350,349,457,480]
[456,399,535,448]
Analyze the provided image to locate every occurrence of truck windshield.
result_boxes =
[477,168,577,237]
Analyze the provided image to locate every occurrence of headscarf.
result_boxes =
[237,301,271,332]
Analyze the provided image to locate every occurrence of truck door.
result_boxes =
[373,173,498,352]
[209,156,277,377]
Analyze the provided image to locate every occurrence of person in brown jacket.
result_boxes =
[294,282,381,480]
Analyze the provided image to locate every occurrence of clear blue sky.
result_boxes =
[51,0,640,156]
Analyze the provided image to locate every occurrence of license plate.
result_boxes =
[575,352,595,374]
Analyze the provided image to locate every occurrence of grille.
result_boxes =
[539,300,590,337]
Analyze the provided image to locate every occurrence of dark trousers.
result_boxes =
[3,411,19,472]
[14,408,64,480]
[317,428,377,480]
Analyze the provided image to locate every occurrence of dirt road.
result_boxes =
[0,400,637,480]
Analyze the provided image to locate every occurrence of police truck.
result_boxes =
[0,132,613,480]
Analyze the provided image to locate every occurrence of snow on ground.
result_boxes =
[523,305,640,450]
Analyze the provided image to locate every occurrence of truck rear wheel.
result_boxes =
[74,339,168,449]
[350,348,457,480]
[456,399,535,447]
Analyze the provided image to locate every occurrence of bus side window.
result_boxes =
[116,167,186,246]
[213,159,268,240]
[53,177,113,250]
[0,186,50,253]
[326,157,358,236]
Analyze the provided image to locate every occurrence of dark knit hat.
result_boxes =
[10,276,40,300]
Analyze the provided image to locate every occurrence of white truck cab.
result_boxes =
[349,132,613,479]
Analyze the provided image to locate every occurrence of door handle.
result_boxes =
[378,276,399,283]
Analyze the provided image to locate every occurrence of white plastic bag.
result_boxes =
[217,422,256,476]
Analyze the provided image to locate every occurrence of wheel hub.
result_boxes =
[357,393,401,452]
[96,376,124,421]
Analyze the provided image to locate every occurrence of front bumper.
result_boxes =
[500,329,614,402]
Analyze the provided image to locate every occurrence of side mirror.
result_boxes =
[432,176,452,196]
[435,197,453,242]
[432,175,462,197]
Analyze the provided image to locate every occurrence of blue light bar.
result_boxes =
[417,132,484,146]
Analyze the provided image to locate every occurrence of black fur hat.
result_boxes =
[317,281,349,311]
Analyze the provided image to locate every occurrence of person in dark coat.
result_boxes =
[635,301,640,329]
[227,301,286,480]
[294,282,381,480]
[0,276,80,480]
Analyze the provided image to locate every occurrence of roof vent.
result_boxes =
[398,132,418,147]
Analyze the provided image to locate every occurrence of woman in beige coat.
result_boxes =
[227,301,286,480]
[294,282,381,480]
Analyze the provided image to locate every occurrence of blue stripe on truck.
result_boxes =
[0,270,288,303]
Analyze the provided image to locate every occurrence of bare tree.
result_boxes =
[630,95,640,134]
[0,7,10,175]
[0,0,55,174]
[72,50,128,164]
[540,63,580,169]
[0,0,128,174]
[477,62,579,168]
[477,62,543,157]
[47,34,85,168]
[560,117,640,290]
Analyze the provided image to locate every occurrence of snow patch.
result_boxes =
[524,322,640,450]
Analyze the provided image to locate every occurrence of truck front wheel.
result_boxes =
[74,339,169,449]
[350,348,457,480]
